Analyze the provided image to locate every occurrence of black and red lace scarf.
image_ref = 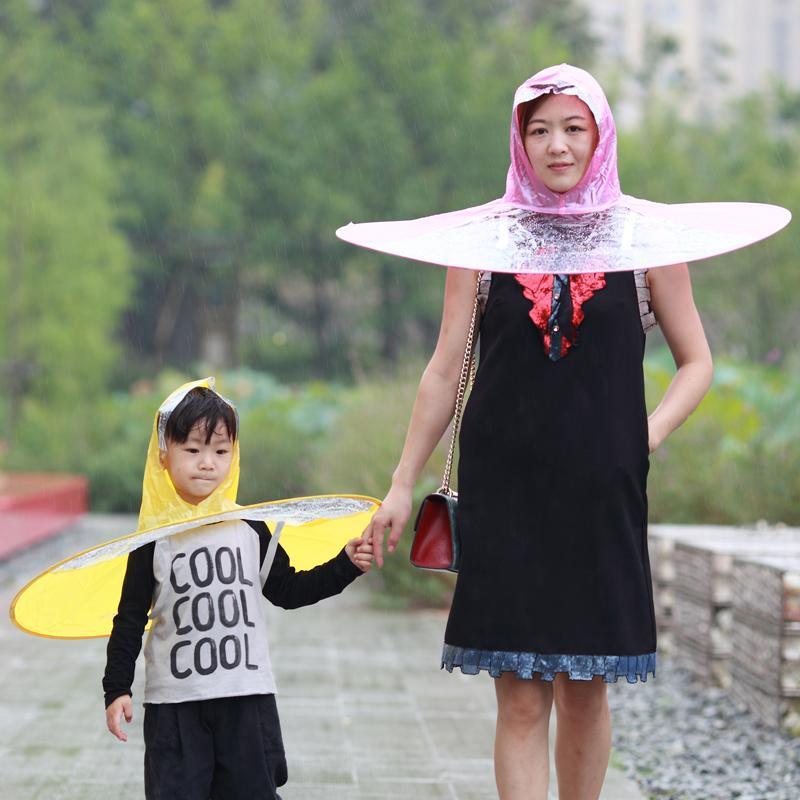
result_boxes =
[515,273,606,360]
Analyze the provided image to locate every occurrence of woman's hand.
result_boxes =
[105,694,133,742]
[647,416,666,453]
[363,484,414,567]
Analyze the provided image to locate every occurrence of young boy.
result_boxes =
[103,383,372,799]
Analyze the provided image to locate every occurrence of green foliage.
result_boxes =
[38,0,591,379]
[8,355,800,604]
[77,0,250,370]
[309,363,456,606]
[73,368,344,513]
[79,389,164,514]
[618,96,800,361]
[236,371,342,504]
[40,0,797,380]
[0,0,130,465]
[646,350,800,526]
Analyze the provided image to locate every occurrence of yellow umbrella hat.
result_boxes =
[10,378,379,639]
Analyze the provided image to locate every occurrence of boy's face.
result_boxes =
[160,422,234,505]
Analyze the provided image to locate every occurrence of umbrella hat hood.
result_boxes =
[503,63,621,213]
[138,376,240,530]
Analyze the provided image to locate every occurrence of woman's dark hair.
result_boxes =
[163,387,237,444]
[518,94,549,139]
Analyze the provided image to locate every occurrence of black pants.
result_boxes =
[143,694,287,800]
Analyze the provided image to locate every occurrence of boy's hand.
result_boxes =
[106,694,133,742]
[345,537,374,572]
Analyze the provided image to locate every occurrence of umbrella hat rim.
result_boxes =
[9,493,380,639]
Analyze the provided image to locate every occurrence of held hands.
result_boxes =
[345,537,374,572]
[106,694,133,742]
[363,485,413,567]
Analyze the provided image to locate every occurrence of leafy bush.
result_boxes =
[235,370,342,504]
[7,368,344,515]
[646,349,800,526]
[309,363,456,607]
[8,356,799,607]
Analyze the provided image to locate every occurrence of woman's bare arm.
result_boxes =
[646,264,713,451]
[366,267,478,565]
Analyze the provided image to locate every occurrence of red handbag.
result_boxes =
[411,491,460,571]
[409,276,482,572]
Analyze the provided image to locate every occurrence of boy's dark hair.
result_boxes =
[164,387,237,444]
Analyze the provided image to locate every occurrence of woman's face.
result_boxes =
[522,93,599,194]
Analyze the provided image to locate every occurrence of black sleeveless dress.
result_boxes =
[442,270,657,683]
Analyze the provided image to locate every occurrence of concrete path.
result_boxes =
[1,515,646,799]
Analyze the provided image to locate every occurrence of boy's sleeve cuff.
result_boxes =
[104,689,133,709]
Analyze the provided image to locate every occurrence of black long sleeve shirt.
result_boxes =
[102,520,362,707]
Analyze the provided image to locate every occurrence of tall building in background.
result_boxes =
[582,0,800,125]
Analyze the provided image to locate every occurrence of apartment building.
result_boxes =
[583,0,800,122]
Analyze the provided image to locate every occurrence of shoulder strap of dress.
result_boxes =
[634,270,658,333]
[477,271,491,316]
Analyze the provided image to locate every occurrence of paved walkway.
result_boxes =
[1,516,645,799]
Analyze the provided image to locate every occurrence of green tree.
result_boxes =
[618,94,800,362]
[227,0,586,375]
[0,1,130,467]
[49,0,592,380]
[77,0,245,372]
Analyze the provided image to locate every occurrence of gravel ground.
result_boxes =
[608,657,800,800]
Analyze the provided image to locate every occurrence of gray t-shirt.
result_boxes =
[144,520,276,703]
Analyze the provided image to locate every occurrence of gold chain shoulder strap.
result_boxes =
[439,272,483,495]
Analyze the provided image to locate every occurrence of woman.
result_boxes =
[364,64,712,800]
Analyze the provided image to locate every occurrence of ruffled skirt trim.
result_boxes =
[441,643,656,684]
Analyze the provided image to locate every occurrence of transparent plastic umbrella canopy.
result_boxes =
[337,64,791,273]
